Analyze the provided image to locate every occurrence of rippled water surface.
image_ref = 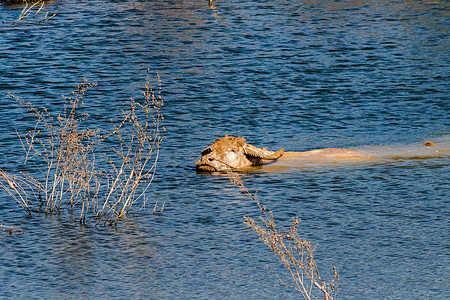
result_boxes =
[0,1,449,299]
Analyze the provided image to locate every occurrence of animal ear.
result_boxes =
[243,143,284,160]
[236,137,246,144]
[225,136,246,147]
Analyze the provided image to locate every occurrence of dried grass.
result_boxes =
[229,172,339,300]
[0,70,163,225]
[0,222,24,234]
[4,0,56,25]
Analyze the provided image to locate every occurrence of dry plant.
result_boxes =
[6,0,56,25]
[95,72,164,223]
[0,169,41,215]
[0,222,24,234]
[0,70,163,225]
[228,172,339,300]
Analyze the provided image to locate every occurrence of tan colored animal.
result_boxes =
[196,136,446,172]
[196,136,284,172]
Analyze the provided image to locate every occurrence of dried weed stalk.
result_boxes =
[0,70,163,225]
[0,222,24,234]
[9,0,56,25]
[96,72,164,223]
[229,172,339,300]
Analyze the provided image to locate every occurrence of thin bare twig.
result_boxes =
[228,172,339,300]
[0,223,24,234]
[11,0,56,26]
[2,71,163,225]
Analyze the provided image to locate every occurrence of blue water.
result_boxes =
[0,0,449,299]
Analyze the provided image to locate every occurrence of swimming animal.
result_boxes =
[196,136,442,172]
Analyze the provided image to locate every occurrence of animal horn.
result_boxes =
[243,143,284,160]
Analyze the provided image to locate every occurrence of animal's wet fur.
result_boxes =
[196,136,444,172]
[196,136,256,172]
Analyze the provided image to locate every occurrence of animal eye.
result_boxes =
[201,148,212,156]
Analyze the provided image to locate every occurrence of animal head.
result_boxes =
[196,136,284,172]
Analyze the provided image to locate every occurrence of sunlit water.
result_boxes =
[0,0,449,299]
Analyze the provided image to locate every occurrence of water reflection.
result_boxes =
[28,217,165,298]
